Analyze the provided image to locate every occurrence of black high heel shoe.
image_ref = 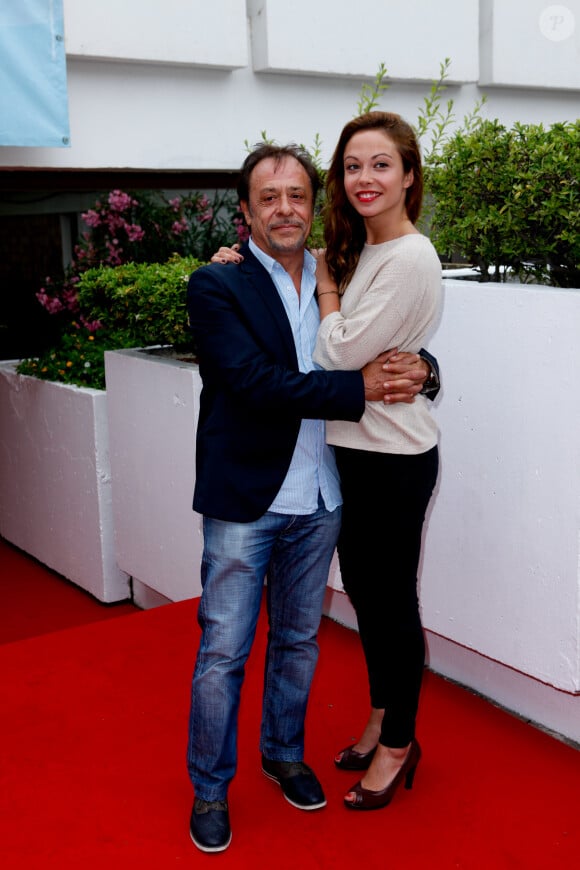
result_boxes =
[334,744,377,771]
[344,739,421,810]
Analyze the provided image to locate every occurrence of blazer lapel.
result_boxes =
[239,248,299,365]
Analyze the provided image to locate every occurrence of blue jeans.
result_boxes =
[186,502,342,802]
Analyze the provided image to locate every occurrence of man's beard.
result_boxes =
[266,221,309,253]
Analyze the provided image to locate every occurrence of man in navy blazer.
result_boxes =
[185,142,438,853]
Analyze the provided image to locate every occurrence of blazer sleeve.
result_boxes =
[418,347,441,400]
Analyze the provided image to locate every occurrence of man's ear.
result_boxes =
[240,200,251,227]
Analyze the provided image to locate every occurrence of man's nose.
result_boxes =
[277,195,294,213]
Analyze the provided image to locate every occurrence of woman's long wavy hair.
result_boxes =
[324,111,423,291]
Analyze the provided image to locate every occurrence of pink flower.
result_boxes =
[171,218,188,235]
[106,213,125,233]
[234,217,249,243]
[169,197,181,212]
[36,291,64,314]
[81,317,103,333]
[126,224,145,242]
[106,240,123,265]
[82,209,102,228]
[108,190,136,212]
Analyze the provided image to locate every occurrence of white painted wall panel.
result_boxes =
[1,0,578,170]
[248,0,479,82]
[63,0,248,68]
[480,0,580,90]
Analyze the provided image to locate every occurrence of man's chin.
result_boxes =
[268,233,308,254]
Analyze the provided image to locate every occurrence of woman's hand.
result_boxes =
[210,244,243,264]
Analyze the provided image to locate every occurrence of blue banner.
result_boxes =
[0,0,70,147]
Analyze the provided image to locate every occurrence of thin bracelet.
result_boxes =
[317,290,339,297]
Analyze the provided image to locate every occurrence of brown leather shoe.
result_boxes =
[344,740,421,810]
[334,744,377,771]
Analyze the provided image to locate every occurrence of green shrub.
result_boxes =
[17,255,201,390]
[75,255,200,347]
[17,329,130,391]
[426,119,580,286]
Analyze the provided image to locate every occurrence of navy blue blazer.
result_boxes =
[187,243,365,522]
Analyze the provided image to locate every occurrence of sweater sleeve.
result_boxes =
[313,239,439,371]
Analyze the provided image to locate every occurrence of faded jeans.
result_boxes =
[186,502,341,801]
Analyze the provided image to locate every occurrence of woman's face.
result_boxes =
[342,128,413,223]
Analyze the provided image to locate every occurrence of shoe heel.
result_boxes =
[404,764,418,790]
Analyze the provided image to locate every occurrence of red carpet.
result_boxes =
[1,540,138,644]
[1,543,579,868]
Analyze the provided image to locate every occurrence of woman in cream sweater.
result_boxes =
[313,111,441,811]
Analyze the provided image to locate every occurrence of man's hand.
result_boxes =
[383,350,430,404]
[362,348,429,404]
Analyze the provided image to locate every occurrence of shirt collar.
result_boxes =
[249,236,315,276]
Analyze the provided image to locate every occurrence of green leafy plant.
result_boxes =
[18,256,200,390]
[17,329,130,390]
[35,188,241,332]
[17,184,244,389]
[426,119,580,285]
[356,62,390,114]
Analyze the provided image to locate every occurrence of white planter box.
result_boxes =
[104,348,204,604]
[422,279,580,744]
[0,363,130,603]
[423,280,580,694]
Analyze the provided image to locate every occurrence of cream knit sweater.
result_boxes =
[313,234,441,455]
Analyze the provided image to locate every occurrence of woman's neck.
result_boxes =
[365,215,417,245]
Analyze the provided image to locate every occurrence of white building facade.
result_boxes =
[1,0,579,172]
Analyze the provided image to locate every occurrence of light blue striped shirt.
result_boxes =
[249,238,342,515]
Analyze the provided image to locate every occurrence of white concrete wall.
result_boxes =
[63,0,248,69]
[480,0,580,90]
[424,281,580,695]
[0,0,578,171]
[327,280,580,696]
[326,279,580,743]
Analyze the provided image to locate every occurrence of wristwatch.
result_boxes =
[420,367,440,396]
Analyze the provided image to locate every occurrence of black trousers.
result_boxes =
[334,444,439,748]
